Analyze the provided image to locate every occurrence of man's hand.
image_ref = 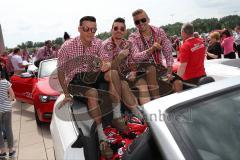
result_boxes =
[152,42,162,51]
[58,94,73,109]
[101,62,111,72]
[166,73,173,81]
[126,71,136,82]
[118,49,129,60]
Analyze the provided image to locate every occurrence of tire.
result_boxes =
[34,107,44,126]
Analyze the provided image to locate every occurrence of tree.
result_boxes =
[220,15,240,29]
[162,22,183,36]
[53,37,63,46]
[96,32,111,40]
[25,41,33,48]
[14,14,240,48]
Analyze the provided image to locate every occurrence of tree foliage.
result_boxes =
[14,15,240,50]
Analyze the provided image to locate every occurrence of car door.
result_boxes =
[11,73,37,104]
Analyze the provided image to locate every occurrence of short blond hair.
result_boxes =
[132,9,147,17]
[210,32,220,41]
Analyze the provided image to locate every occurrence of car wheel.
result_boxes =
[34,107,44,126]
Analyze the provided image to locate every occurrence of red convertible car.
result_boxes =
[11,58,61,125]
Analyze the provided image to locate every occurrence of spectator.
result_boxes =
[11,48,28,75]
[22,48,31,62]
[193,32,200,38]
[0,51,9,80]
[0,72,16,158]
[63,32,71,41]
[6,50,14,77]
[207,32,223,60]
[172,35,180,57]
[221,29,235,59]
[177,23,206,85]
[34,40,53,67]
[52,45,59,58]
[234,24,240,58]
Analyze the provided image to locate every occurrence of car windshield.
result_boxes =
[169,87,240,160]
[39,59,57,78]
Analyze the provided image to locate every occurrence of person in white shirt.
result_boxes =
[11,48,28,75]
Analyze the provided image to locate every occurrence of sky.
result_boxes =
[0,0,240,48]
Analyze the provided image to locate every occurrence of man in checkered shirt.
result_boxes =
[100,17,151,117]
[57,16,126,158]
[129,9,183,95]
[34,40,53,67]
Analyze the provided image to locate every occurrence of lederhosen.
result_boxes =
[68,48,107,96]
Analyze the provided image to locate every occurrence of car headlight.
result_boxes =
[39,95,58,103]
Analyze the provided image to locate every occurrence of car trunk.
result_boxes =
[69,82,163,160]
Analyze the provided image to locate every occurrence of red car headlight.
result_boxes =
[39,95,58,103]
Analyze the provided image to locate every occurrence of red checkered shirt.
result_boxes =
[129,25,173,67]
[57,36,102,85]
[35,46,53,61]
[99,37,136,78]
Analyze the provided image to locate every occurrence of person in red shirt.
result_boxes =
[177,23,206,85]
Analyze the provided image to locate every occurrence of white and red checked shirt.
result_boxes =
[35,46,53,61]
[99,37,136,77]
[57,36,102,85]
[129,25,173,67]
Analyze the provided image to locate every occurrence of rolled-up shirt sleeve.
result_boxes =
[57,46,68,73]
[128,35,150,62]
[99,45,112,62]
[158,28,174,67]
[35,48,44,61]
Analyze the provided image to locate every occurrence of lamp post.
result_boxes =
[170,14,174,24]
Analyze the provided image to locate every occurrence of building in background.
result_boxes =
[0,24,5,53]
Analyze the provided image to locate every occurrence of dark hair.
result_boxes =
[13,47,20,54]
[112,17,126,29]
[64,32,70,41]
[181,23,194,35]
[44,40,51,46]
[222,29,231,37]
[79,16,96,26]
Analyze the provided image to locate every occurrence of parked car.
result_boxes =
[11,58,60,125]
[50,59,240,160]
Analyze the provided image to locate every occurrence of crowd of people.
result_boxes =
[0,38,59,158]
[0,8,240,159]
[170,24,240,60]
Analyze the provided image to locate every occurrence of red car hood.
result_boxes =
[36,77,61,96]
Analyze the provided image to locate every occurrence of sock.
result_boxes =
[97,123,107,141]
[131,107,143,119]
[112,103,122,119]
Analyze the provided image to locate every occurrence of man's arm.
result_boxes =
[207,52,218,59]
[57,69,70,97]
[8,85,15,101]
[158,28,174,72]
[177,62,187,78]
[129,35,154,62]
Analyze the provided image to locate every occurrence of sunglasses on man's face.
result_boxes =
[134,18,147,25]
[113,26,125,32]
[81,26,97,33]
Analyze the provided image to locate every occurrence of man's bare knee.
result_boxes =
[85,88,98,98]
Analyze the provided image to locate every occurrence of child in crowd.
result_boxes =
[0,71,16,158]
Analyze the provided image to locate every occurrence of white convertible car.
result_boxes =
[50,59,240,160]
